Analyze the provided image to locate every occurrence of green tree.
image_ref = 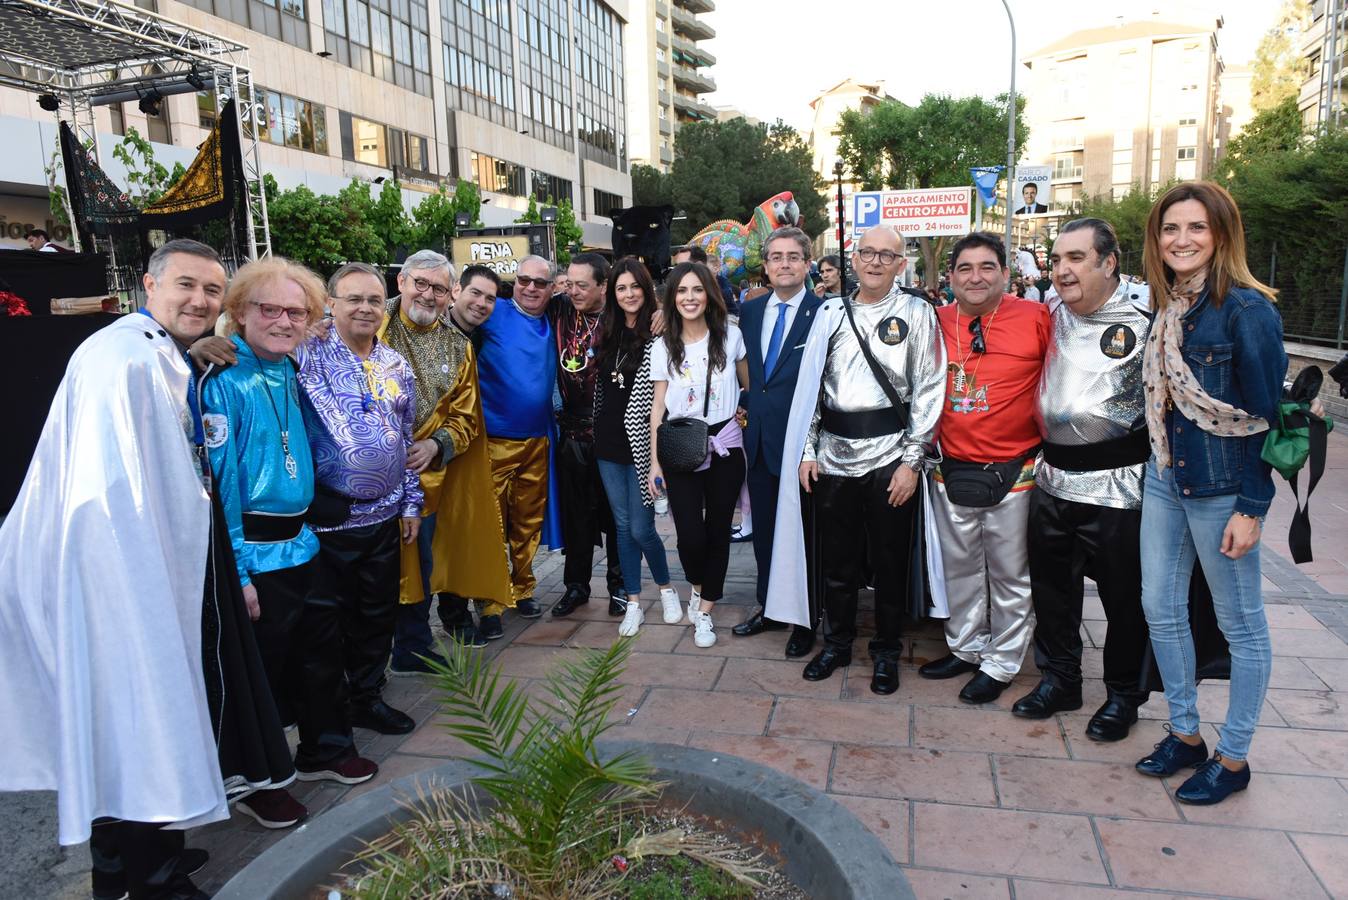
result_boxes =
[370,179,415,260]
[1071,182,1175,273]
[837,93,1028,287]
[409,180,484,253]
[665,118,826,244]
[630,162,673,207]
[1251,0,1311,113]
[264,175,385,275]
[1224,96,1304,171]
[111,127,187,206]
[515,195,584,266]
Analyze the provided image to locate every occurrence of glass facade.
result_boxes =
[571,0,624,170]
[532,170,572,204]
[592,188,623,218]
[516,0,573,152]
[178,0,310,49]
[322,0,433,95]
[441,0,517,128]
[252,88,330,155]
[340,111,430,170]
[470,151,527,196]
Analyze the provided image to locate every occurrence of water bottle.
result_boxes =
[653,476,669,515]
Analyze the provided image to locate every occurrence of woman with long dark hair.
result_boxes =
[592,258,681,636]
[647,261,749,648]
[1133,181,1287,805]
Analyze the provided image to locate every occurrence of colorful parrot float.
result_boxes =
[688,191,801,284]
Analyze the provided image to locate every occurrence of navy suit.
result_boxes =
[738,289,824,612]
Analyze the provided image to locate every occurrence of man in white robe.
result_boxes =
[0,240,233,899]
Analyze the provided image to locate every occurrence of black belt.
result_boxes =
[1041,428,1150,472]
[243,511,307,543]
[820,406,905,440]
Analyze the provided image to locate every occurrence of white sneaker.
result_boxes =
[618,601,644,637]
[659,587,683,624]
[693,611,717,648]
[687,589,703,625]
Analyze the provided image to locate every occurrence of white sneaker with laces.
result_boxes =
[687,589,703,625]
[693,610,717,648]
[659,587,683,624]
[618,601,644,637]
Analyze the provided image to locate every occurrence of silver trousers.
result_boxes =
[930,481,1036,682]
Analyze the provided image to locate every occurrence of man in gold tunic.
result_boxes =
[384,251,511,673]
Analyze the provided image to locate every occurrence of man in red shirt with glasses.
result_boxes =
[919,232,1050,704]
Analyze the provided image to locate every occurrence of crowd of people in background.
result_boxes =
[0,180,1314,898]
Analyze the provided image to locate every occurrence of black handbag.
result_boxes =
[939,456,1031,508]
[656,353,715,473]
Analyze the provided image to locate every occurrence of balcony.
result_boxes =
[670,5,715,40]
[674,0,714,12]
[659,117,673,135]
[657,60,670,78]
[671,33,715,66]
[1052,165,1084,182]
[672,65,716,94]
[656,0,668,16]
[672,91,716,120]
[656,28,669,49]
[660,145,673,165]
[658,88,671,108]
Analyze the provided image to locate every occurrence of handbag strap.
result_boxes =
[841,295,910,430]
[700,343,714,418]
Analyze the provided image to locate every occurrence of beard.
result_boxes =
[405,301,439,326]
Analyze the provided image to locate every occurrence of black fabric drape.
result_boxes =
[59,121,140,247]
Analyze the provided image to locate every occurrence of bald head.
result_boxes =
[853,227,906,301]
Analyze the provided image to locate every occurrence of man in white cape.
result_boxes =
[765,227,948,695]
[0,240,236,898]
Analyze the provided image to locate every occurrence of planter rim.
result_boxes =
[215,740,913,900]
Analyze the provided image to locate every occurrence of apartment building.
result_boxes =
[0,0,632,248]
[624,0,715,172]
[1020,15,1225,209]
[806,78,893,255]
[1298,0,1347,129]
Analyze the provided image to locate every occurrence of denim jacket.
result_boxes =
[1164,285,1287,516]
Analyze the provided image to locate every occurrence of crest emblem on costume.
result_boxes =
[877,316,908,346]
[203,413,228,448]
[1100,324,1137,359]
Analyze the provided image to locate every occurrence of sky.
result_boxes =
[699,0,1280,134]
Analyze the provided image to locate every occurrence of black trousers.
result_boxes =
[310,517,401,708]
[251,559,355,767]
[557,434,623,595]
[665,447,746,603]
[815,458,916,660]
[1028,491,1150,703]
[746,462,779,609]
[89,818,186,900]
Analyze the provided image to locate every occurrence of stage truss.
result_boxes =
[0,0,272,268]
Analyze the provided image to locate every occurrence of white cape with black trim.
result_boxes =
[0,314,229,845]
[765,297,949,628]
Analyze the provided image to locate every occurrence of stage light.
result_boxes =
[37,94,60,112]
[138,88,163,116]
[540,206,559,223]
[186,71,206,91]
[454,212,472,228]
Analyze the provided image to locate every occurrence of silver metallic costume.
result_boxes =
[1035,281,1152,509]
[803,289,945,474]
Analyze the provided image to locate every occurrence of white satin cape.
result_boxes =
[764,297,949,628]
[0,314,229,845]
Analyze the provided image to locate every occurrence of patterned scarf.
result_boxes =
[1141,271,1268,471]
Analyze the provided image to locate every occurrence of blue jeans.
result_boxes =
[1140,459,1271,761]
[391,514,468,665]
[597,459,671,596]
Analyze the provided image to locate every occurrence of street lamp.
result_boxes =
[1001,0,1017,282]
[834,160,848,292]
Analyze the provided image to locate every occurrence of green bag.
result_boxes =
[1260,367,1333,563]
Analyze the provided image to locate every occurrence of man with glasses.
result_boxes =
[292,262,423,735]
[732,226,824,658]
[919,232,1050,704]
[768,226,945,695]
[474,254,564,638]
[551,253,626,617]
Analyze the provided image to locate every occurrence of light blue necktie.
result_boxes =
[763,301,789,377]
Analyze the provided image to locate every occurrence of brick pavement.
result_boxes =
[25,430,1348,898]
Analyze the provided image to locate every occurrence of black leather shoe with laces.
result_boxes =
[1175,754,1250,804]
[551,585,589,617]
[1135,727,1208,777]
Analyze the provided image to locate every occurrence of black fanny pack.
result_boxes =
[939,453,1036,508]
[1041,428,1150,472]
[243,511,308,543]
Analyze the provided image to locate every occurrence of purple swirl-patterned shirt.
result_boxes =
[297,329,423,530]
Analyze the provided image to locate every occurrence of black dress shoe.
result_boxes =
[1011,680,1083,719]
[871,659,900,695]
[918,653,979,680]
[802,647,851,681]
[785,626,816,658]
[958,671,1008,704]
[1085,697,1140,742]
[515,598,542,619]
[1175,755,1251,804]
[732,610,788,637]
[1135,728,1208,777]
[350,699,415,735]
[551,585,589,617]
[479,614,504,640]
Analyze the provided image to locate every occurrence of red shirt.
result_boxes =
[936,295,1049,463]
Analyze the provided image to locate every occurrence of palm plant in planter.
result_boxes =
[341,638,766,899]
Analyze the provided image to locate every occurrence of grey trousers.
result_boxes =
[930,481,1035,682]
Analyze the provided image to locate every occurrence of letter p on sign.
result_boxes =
[854,193,880,229]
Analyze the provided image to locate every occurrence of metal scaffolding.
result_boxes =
[0,0,272,265]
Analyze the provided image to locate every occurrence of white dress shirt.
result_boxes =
[758,285,807,361]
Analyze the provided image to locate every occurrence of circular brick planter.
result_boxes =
[214,740,913,899]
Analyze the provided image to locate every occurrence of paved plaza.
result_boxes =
[10,428,1348,899]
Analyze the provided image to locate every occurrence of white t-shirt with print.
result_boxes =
[649,324,746,424]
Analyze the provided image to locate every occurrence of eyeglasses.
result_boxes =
[409,276,451,298]
[854,248,900,265]
[332,294,385,308]
[765,252,806,264]
[515,275,554,289]
[249,300,309,324]
[969,316,987,354]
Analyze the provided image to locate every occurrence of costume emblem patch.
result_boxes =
[1100,325,1137,359]
[203,413,228,448]
[877,316,909,345]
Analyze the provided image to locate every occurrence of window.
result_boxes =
[533,171,573,204]
[593,188,624,218]
[470,151,526,196]
[1178,117,1197,126]
[1177,146,1197,160]
[197,91,218,129]
[442,0,517,129]
[324,0,430,92]
[145,100,172,144]
[255,89,329,154]
[109,103,126,136]
[176,0,309,48]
